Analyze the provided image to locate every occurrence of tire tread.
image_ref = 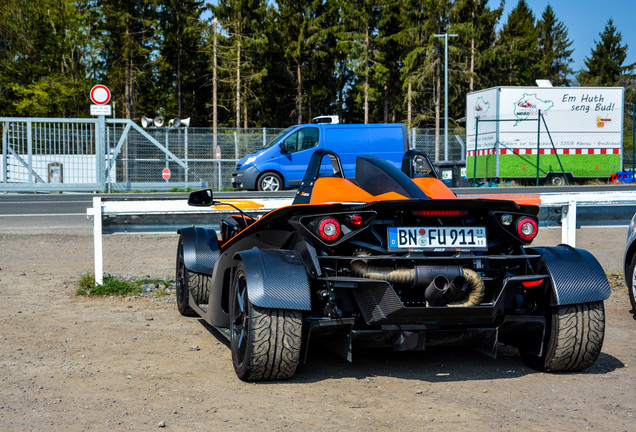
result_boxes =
[545,301,605,372]
[245,306,302,381]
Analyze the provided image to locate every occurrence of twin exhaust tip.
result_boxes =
[425,275,469,306]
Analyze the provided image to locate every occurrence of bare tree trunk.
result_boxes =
[364,26,369,124]
[177,10,182,118]
[470,4,475,92]
[124,22,132,119]
[383,84,388,123]
[213,18,217,150]
[407,78,412,129]
[244,101,247,129]
[435,59,441,162]
[296,63,302,124]
[236,27,241,131]
[470,35,475,92]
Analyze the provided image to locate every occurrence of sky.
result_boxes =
[500,0,636,72]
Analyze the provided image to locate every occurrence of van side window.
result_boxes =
[284,127,319,154]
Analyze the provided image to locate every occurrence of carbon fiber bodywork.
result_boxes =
[531,246,611,305]
[176,150,611,377]
[177,226,220,274]
[233,248,312,311]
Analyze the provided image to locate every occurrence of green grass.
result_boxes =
[75,273,141,297]
[75,274,173,297]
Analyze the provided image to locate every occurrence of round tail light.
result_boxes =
[318,218,341,241]
[516,217,538,240]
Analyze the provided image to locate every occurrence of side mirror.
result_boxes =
[188,189,215,206]
[279,141,288,154]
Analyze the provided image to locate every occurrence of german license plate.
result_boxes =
[387,226,487,251]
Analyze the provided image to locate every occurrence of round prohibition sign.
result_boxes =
[90,85,111,105]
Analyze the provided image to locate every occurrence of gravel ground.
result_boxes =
[0,227,634,431]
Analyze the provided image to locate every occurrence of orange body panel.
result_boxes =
[309,177,409,204]
[411,177,457,199]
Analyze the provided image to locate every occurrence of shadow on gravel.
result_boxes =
[194,319,624,383]
[294,344,625,384]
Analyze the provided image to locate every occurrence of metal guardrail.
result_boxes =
[86,192,636,284]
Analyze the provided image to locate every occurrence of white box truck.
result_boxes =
[466,86,624,184]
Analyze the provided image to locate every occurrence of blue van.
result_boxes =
[231,123,409,191]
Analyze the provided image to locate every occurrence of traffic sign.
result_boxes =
[162,167,171,180]
[90,85,111,105]
[90,104,112,116]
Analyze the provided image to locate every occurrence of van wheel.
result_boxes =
[257,172,283,191]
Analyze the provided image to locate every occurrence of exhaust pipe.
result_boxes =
[425,275,450,306]
[350,251,485,306]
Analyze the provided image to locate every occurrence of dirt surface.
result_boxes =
[0,227,634,431]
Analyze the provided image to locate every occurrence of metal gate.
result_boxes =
[1,117,103,192]
[0,117,191,193]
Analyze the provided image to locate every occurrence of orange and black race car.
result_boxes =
[175,149,610,381]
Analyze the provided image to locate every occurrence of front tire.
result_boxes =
[230,262,302,381]
[175,236,210,316]
[522,301,605,372]
[257,172,283,191]
[627,254,636,314]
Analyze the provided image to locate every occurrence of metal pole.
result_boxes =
[92,197,103,285]
[473,117,479,186]
[632,102,635,174]
[184,127,189,189]
[537,110,541,186]
[433,33,458,161]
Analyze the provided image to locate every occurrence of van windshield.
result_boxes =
[263,126,295,148]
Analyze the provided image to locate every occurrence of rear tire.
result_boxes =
[175,236,210,316]
[230,262,302,381]
[522,301,605,372]
[627,254,636,314]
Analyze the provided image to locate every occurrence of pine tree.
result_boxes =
[156,0,208,125]
[537,4,573,86]
[494,0,540,86]
[98,0,157,120]
[578,19,635,86]
[212,0,268,129]
[450,0,503,93]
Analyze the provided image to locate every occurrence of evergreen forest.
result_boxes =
[0,0,634,128]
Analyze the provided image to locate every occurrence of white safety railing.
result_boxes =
[86,191,636,285]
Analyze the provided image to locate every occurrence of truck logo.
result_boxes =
[472,97,490,129]
[513,93,554,126]
[473,97,490,115]
[597,117,611,127]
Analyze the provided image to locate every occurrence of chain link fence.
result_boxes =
[105,125,467,191]
[4,115,633,193]
[105,126,286,191]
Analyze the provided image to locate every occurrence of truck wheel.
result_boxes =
[175,236,210,316]
[230,262,302,381]
[627,254,636,314]
[521,301,605,372]
[550,175,565,186]
[257,172,283,191]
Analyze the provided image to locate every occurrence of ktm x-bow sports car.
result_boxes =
[175,149,610,381]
